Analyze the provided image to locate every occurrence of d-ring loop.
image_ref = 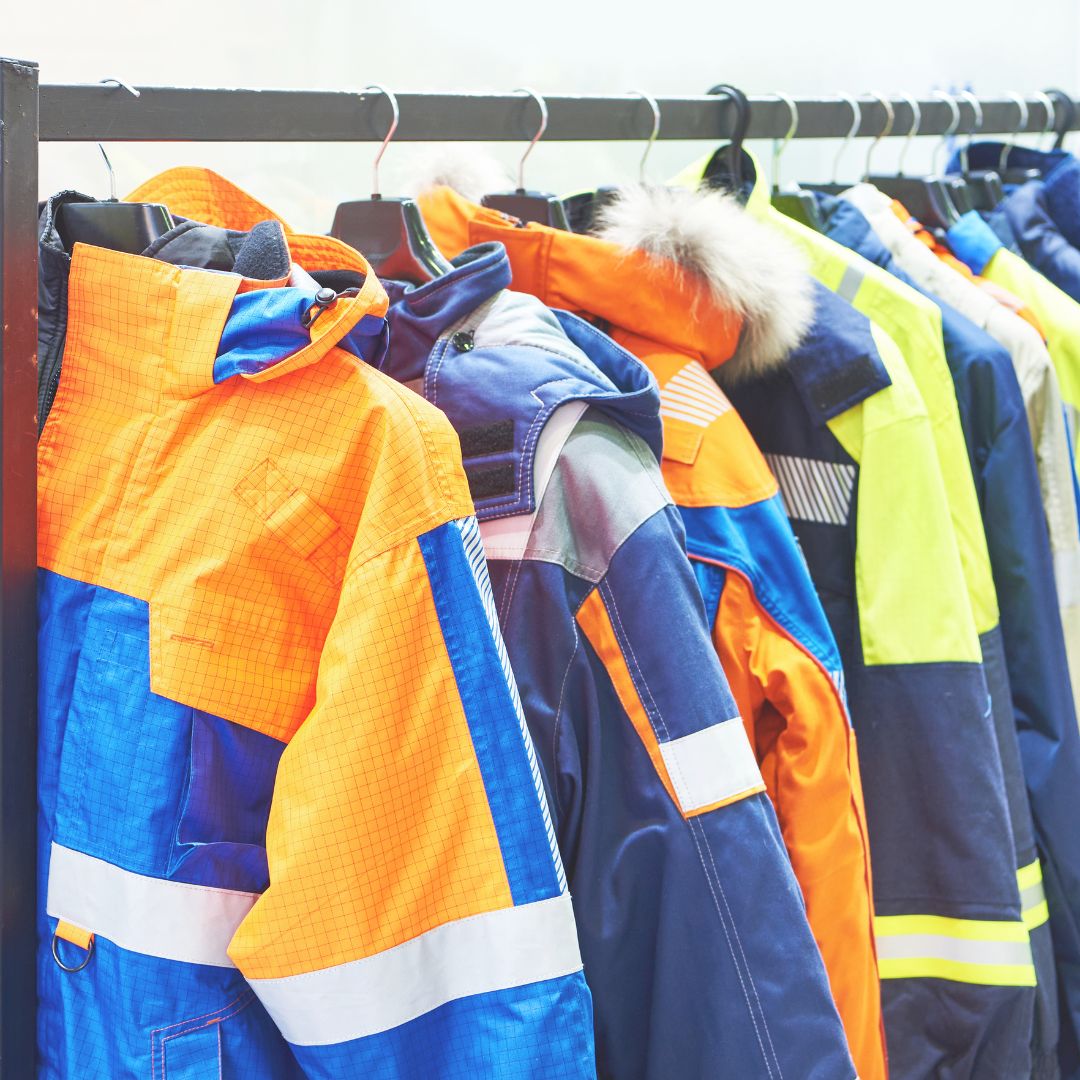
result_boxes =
[512,87,548,193]
[361,84,399,198]
[52,929,94,973]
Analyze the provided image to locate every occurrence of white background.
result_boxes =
[3,0,1079,229]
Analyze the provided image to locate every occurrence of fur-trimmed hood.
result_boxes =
[592,184,813,383]
[407,152,812,381]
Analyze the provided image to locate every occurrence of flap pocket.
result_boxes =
[661,421,705,466]
[235,459,348,580]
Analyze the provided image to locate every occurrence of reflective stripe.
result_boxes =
[658,717,764,815]
[479,401,587,561]
[1054,545,1080,607]
[1018,858,1049,931]
[660,363,732,429]
[765,453,856,526]
[837,263,865,303]
[875,913,1035,987]
[248,893,582,1047]
[46,843,257,968]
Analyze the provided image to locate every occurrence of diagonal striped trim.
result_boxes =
[47,843,257,968]
[455,516,565,892]
[660,362,732,428]
[875,913,1035,987]
[1018,858,1049,931]
[248,893,582,1046]
[765,453,857,526]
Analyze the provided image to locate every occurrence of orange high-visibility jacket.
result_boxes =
[36,191,594,1078]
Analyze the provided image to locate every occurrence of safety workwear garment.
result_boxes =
[843,184,1080,720]
[822,189,1080,1077]
[725,283,1039,1080]
[126,168,860,1080]
[945,208,1080,442]
[954,142,1080,306]
[401,178,883,1080]
[36,192,595,1080]
[671,151,1038,1076]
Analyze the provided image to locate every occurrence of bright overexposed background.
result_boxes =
[3,1,1078,229]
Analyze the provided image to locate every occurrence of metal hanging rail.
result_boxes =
[2,56,1079,1073]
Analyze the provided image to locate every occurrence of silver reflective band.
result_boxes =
[658,717,762,814]
[876,934,1033,967]
[46,843,257,968]
[766,453,857,527]
[249,893,582,1047]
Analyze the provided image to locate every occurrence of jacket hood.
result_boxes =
[410,154,809,377]
[591,182,813,383]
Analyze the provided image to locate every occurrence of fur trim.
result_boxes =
[594,184,814,381]
[403,148,511,203]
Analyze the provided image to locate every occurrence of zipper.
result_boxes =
[41,363,62,429]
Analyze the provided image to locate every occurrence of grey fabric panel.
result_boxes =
[525,408,671,582]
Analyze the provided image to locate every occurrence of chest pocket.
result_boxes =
[150,459,349,744]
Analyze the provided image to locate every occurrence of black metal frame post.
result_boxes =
[1,70,1079,1074]
[0,56,39,1080]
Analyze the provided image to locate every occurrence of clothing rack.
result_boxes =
[2,55,1079,1070]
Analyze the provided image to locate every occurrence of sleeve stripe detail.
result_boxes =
[576,588,680,808]
[455,516,565,892]
[658,719,766,815]
[576,589,763,818]
[47,843,256,968]
[247,893,583,1047]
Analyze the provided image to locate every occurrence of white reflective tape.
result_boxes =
[1054,545,1080,608]
[248,892,582,1047]
[46,843,257,968]
[659,363,731,428]
[877,933,1033,967]
[766,453,856,526]
[658,717,763,814]
[479,401,587,561]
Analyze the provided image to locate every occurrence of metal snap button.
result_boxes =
[451,331,475,352]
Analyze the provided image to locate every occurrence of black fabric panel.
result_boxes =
[465,463,515,500]
[459,420,514,458]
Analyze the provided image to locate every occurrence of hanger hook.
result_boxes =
[98,78,141,201]
[958,90,983,173]
[770,92,799,189]
[1000,92,1029,173]
[863,91,895,179]
[627,90,661,183]
[831,93,862,184]
[511,87,548,193]
[932,90,961,173]
[361,84,399,198]
[1033,90,1056,150]
[895,93,922,176]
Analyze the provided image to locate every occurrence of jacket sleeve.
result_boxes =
[568,503,855,1080]
[707,563,885,1080]
[226,514,595,1079]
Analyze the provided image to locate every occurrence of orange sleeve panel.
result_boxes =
[229,532,512,980]
[715,570,887,1080]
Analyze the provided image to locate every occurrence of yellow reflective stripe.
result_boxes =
[878,957,1037,987]
[1023,901,1050,932]
[1017,858,1043,891]
[875,914,1035,987]
[1017,859,1049,931]
[875,914,1029,943]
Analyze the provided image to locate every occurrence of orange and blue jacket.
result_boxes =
[401,180,885,1080]
[35,190,595,1079]
[128,167,859,1078]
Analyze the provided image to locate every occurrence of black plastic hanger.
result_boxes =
[768,92,825,231]
[801,93,864,197]
[1046,87,1076,150]
[866,92,960,229]
[954,90,1003,211]
[699,84,752,200]
[331,84,452,285]
[55,80,174,255]
[564,90,661,236]
[1001,91,1055,185]
[483,88,570,230]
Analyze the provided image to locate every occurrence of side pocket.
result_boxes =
[153,991,254,1080]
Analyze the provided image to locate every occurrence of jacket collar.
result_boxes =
[379,243,661,519]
